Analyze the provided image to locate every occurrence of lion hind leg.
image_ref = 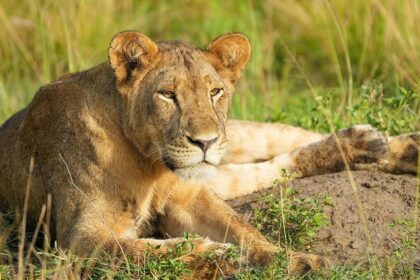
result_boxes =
[209,153,298,199]
[224,120,326,164]
[210,125,390,199]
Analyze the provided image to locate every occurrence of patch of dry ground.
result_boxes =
[228,170,419,265]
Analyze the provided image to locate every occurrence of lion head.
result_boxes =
[108,31,251,178]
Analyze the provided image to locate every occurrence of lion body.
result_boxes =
[0,34,286,277]
[0,63,207,246]
[0,32,418,277]
[1,65,122,235]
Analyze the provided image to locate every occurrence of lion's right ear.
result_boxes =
[206,33,251,86]
[108,31,158,92]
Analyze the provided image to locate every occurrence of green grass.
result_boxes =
[0,185,352,279]
[1,0,419,279]
[1,179,417,279]
[0,0,419,132]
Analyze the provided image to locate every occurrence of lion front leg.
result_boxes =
[158,181,330,274]
[60,212,239,278]
[158,183,279,266]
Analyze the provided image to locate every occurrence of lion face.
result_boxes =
[138,46,230,178]
[108,32,251,178]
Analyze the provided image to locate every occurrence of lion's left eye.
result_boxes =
[210,88,223,98]
[158,90,176,100]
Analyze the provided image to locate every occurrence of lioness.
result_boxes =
[0,31,418,278]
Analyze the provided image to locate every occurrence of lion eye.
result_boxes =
[158,90,176,100]
[210,88,223,98]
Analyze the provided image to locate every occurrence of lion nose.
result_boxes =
[186,135,218,153]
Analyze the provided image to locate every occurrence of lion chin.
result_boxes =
[174,162,217,181]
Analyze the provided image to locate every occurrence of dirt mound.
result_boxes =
[228,170,419,265]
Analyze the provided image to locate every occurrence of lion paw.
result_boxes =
[293,125,389,176]
[183,239,239,279]
[386,132,419,174]
[247,244,279,267]
[289,251,330,275]
[335,125,389,165]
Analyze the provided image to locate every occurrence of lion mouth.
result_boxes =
[162,155,217,180]
[173,162,217,180]
[163,156,216,171]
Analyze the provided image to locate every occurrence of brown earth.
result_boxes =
[228,170,419,266]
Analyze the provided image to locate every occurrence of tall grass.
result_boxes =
[0,0,419,279]
[0,0,419,131]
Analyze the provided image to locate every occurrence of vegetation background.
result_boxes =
[0,0,419,279]
[0,0,419,133]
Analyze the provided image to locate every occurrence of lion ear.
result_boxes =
[206,33,251,85]
[108,31,158,90]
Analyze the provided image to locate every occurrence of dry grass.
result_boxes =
[0,0,419,125]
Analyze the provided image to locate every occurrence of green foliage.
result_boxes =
[253,187,330,249]
[1,0,420,132]
[88,242,193,280]
[1,186,418,279]
[386,219,418,279]
[348,84,419,135]
[259,83,419,135]
[0,265,11,278]
[236,183,332,280]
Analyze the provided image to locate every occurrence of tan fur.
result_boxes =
[212,122,418,199]
[0,31,332,277]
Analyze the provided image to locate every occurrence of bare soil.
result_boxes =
[228,170,419,265]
